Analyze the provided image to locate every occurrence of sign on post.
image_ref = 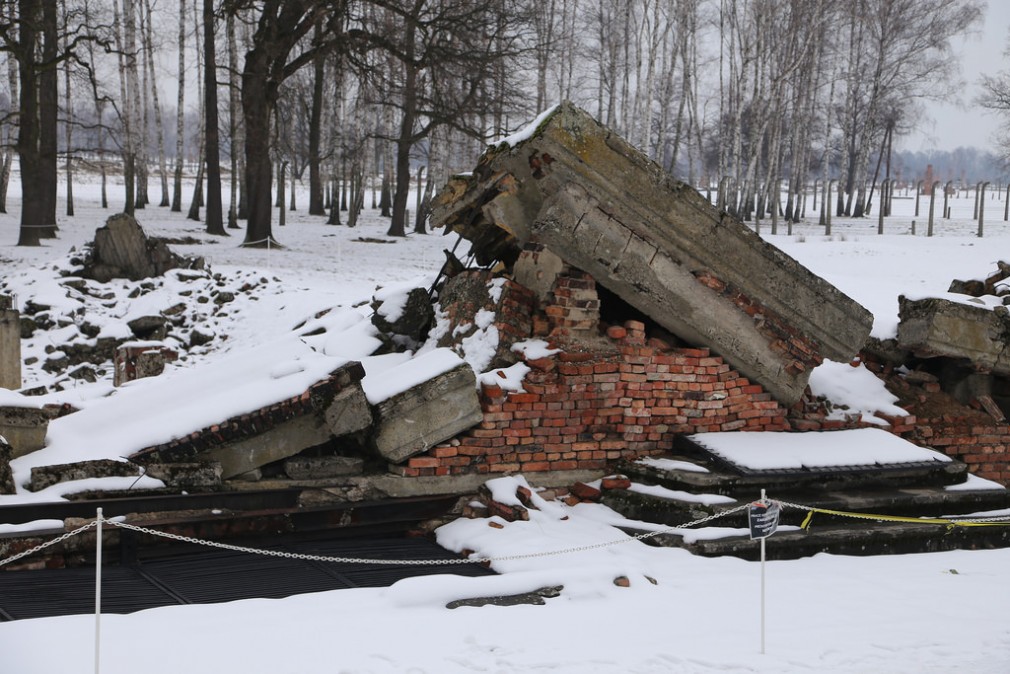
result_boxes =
[749,499,781,540]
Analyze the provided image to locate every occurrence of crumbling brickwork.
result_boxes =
[390,321,791,477]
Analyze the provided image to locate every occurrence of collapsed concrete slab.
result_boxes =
[431,102,873,405]
[366,351,484,464]
[130,363,373,479]
[898,296,1010,374]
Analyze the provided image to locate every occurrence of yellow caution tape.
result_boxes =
[798,507,1010,531]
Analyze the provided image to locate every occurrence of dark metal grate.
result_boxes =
[0,536,492,621]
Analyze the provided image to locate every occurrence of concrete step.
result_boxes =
[603,483,1010,531]
[618,448,968,497]
[624,520,1010,561]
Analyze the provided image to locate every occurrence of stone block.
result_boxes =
[143,461,223,488]
[0,306,21,390]
[898,296,1010,375]
[202,413,333,480]
[371,363,484,464]
[323,385,372,437]
[284,455,364,480]
[0,435,15,494]
[30,458,140,492]
[0,405,53,458]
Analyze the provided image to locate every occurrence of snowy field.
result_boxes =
[2,174,1010,672]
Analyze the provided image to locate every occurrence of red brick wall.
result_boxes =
[391,323,790,477]
[403,268,1010,485]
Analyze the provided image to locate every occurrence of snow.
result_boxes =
[807,358,909,425]
[492,104,559,149]
[689,428,952,471]
[3,177,1010,672]
[635,455,710,473]
[627,482,736,505]
[360,347,465,404]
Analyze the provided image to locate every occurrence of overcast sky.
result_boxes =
[901,2,1010,153]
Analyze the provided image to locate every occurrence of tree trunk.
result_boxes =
[203,0,225,235]
[144,0,169,207]
[16,0,42,245]
[308,23,325,215]
[171,0,185,212]
[227,10,240,228]
[63,0,73,217]
[39,0,58,237]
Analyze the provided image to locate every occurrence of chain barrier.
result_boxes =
[776,499,1010,531]
[104,504,752,566]
[4,498,1010,569]
[0,519,99,569]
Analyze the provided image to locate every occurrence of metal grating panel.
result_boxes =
[0,536,493,621]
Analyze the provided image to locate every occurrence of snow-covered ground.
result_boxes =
[2,175,1010,672]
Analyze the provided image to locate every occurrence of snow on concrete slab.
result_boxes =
[635,456,710,473]
[688,427,952,471]
[360,347,467,404]
[627,483,735,506]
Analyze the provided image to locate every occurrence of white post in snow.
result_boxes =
[95,507,103,674]
[760,488,767,656]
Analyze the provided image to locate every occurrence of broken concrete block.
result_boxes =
[114,343,179,386]
[369,360,484,464]
[129,364,370,480]
[0,405,54,458]
[202,413,333,480]
[371,287,435,344]
[323,386,373,437]
[30,458,140,492]
[431,103,873,405]
[142,461,223,489]
[284,455,364,480]
[898,296,1010,375]
[0,435,15,495]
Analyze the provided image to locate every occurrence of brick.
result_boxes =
[606,325,628,340]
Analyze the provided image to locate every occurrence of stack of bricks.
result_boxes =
[546,272,599,335]
[904,418,1010,484]
[392,319,792,477]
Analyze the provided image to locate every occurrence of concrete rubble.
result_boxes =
[431,102,873,405]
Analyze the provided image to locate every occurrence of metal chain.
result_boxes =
[777,499,1010,524]
[106,504,751,566]
[0,520,99,569]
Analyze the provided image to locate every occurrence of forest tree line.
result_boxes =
[0,0,988,247]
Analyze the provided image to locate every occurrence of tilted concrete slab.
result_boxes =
[131,363,374,479]
[431,102,873,405]
[897,296,1010,374]
[370,363,484,464]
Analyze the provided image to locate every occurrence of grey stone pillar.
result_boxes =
[0,295,21,390]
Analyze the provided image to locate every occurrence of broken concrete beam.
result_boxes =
[431,102,873,405]
[367,351,484,464]
[30,458,140,492]
[143,461,223,489]
[130,364,372,480]
[284,455,364,480]
[898,296,1010,375]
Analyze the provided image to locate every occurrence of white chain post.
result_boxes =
[95,508,103,674]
